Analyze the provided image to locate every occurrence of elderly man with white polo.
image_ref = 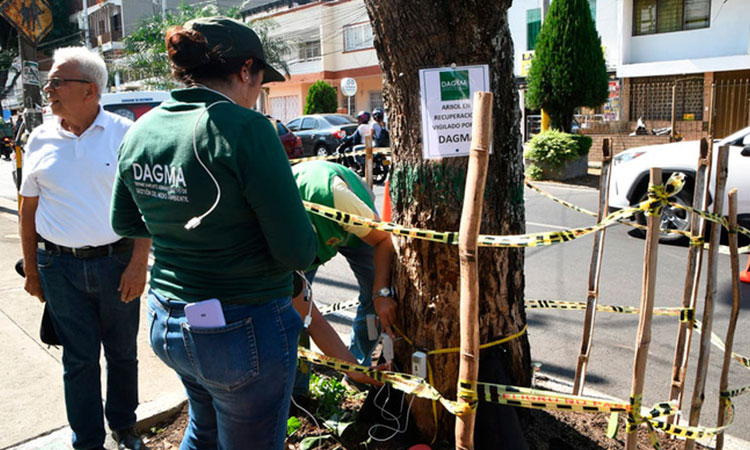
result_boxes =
[19,47,151,450]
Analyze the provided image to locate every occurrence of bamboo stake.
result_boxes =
[625,168,662,450]
[671,84,677,141]
[668,138,711,424]
[685,145,730,450]
[365,134,374,188]
[716,189,741,450]
[455,91,493,450]
[572,138,613,395]
[707,82,715,137]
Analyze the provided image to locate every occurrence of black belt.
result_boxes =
[37,235,134,259]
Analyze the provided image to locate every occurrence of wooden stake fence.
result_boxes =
[625,168,663,450]
[455,91,493,450]
[716,189,741,450]
[668,138,711,422]
[685,145,730,450]
[573,138,612,395]
[365,134,374,188]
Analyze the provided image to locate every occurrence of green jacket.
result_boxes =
[293,161,375,268]
[111,88,317,303]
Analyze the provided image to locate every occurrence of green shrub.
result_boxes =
[304,81,338,114]
[525,164,544,180]
[524,130,588,169]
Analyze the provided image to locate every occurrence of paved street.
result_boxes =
[1,166,748,447]
[525,182,750,443]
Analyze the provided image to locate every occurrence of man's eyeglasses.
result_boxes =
[43,78,92,89]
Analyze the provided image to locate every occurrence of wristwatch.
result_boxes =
[374,287,391,299]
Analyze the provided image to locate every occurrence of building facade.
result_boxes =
[509,0,750,145]
[242,0,382,124]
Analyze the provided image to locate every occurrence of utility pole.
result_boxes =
[82,1,91,48]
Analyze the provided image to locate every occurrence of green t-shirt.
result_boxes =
[111,88,317,303]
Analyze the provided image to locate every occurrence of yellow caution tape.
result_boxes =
[289,148,391,165]
[526,178,750,254]
[525,299,694,322]
[318,298,360,316]
[297,347,745,441]
[297,346,471,416]
[693,320,750,370]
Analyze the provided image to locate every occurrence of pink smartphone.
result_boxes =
[184,299,226,328]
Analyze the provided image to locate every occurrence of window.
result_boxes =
[633,0,709,36]
[298,40,321,62]
[369,91,383,111]
[112,13,121,32]
[526,8,541,51]
[300,118,318,130]
[287,118,301,130]
[343,23,373,52]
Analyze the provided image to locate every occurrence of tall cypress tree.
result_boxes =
[526,0,608,132]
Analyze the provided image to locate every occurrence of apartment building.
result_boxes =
[67,0,238,62]
[509,0,750,142]
[241,0,382,123]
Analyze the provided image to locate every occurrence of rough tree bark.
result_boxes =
[363,1,531,446]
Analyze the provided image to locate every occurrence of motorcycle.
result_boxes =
[333,142,389,184]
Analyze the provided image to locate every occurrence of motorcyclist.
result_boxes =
[337,110,371,152]
[370,107,389,147]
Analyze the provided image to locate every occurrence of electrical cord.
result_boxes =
[367,361,414,442]
[183,85,236,229]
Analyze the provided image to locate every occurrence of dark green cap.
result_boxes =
[185,16,285,84]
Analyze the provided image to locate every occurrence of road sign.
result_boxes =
[0,0,53,46]
[341,77,357,97]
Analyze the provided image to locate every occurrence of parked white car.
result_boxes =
[609,127,750,242]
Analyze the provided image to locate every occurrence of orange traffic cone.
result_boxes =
[741,253,750,284]
[382,179,392,222]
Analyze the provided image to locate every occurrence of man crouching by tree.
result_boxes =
[19,47,151,450]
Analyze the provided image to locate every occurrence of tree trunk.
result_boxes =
[364,1,531,446]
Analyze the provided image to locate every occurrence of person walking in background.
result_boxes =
[370,107,390,147]
[111,17,317,450]
[19,47,150,450]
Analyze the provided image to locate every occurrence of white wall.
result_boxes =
[321,0,378,72]
[508,0,619,77]
[622,0,750,65]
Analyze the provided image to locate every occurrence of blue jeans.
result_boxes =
[38,249,139,450]
[148,291,302,450]
[294,243,378,396]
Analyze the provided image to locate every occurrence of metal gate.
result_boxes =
[270,95,300,124]
[713,78,750,139]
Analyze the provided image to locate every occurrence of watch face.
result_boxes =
[376,287,391,298]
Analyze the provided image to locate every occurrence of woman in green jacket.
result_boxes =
[111,17,317,450]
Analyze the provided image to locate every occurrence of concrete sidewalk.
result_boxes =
[0,196,185,450]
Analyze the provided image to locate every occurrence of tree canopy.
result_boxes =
[525,0,608,132]
[121,3,289,90]
[303,80,337,114]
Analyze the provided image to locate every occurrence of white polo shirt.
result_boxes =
[20,107,133,248]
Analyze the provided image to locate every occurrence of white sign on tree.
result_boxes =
[419,64,490,159]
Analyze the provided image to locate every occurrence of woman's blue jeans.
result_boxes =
[148,291,302,450]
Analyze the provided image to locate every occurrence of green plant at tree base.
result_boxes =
[524,130,591,178]
[121,3,289,90]
[304,80,338,114]
[287,416,302,436]
[525,0,608,132]
[309,373,348,418]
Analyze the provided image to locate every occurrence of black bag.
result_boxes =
[40,304,61,346]
[16,258,60,346]
[374,127,390,147]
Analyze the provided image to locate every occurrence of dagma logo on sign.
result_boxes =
[439,70,470,101]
